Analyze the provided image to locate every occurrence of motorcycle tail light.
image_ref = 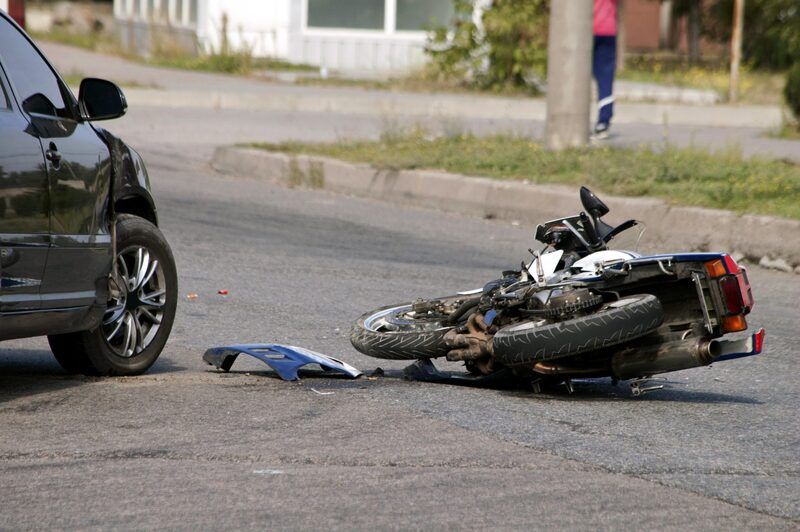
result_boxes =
[739,267,754,311]
[720,275,745,314]
[754,328,765,353]
[722,254,741,274]
[705,259,726,278]
[705,255,741,279]
[722,314,748,332]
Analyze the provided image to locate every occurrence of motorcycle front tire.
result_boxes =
[350,303,456,360]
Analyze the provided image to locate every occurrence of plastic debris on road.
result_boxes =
[203,344,362,381]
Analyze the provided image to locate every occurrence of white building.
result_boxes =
[113,0,454,74]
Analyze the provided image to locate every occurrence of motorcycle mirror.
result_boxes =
[580,186,610,217]
[535,224,547,242]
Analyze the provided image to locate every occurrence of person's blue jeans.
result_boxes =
[593,35,617,126]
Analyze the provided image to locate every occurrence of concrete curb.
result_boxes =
[212,146,800,273]
[121,88,783,129]
[614,81,720,105]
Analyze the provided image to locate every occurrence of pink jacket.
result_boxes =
[594,0,619,36]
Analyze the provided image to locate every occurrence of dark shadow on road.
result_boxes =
[0,348,85,404]
[0,347,187,403]
[0,347,64,376]
[370,365,764,405]
[198,364,763,405]
[496,379,762,405]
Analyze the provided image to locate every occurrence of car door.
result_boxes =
[0,44,50,313]
[0,13,112,311]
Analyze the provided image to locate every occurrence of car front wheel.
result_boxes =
[48,214,178,376]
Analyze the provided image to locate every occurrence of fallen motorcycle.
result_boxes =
[351,187,764,394]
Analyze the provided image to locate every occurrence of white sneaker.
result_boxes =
[591,122,610,140]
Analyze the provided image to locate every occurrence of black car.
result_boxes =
[0,12,177,375]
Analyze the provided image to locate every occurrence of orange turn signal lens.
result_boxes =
[722,314,748,332]
[705,259,727,279]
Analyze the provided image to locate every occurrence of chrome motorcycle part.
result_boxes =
[629,377,667,396]
[351,299,460,360]
[611,328,764,380]
[539,287,603,318]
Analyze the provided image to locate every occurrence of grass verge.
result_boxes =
[31,29,315,76]
[300,58,784,105]
[251,132,800,219]
[33,30,785,106]
[766,122,800,140]
[619,56,786,106]
[148,53,316,75]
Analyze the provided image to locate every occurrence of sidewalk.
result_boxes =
[40,41,800,163]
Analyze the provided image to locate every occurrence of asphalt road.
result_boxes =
[1,56,799,528]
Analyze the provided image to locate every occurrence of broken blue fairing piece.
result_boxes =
[203,344,362,381]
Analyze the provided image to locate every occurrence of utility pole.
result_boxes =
[616,0,626,72]
[659,0,673,49]
[729,0,745,103]
[545,0,593,150]
[688,0,701,63]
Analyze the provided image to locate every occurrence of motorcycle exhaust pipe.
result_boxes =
[611,337,723,380]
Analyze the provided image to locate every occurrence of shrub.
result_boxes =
[426,0,549,93]
[706,0,800,70]
[785,62,800,123]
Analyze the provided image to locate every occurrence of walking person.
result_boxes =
[592,0,619,139]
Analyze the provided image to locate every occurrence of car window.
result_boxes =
[0,15,69,118]
[0,71,9,109]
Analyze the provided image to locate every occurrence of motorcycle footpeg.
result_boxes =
[629,376,668,396]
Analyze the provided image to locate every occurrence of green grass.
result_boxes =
[767,121,800,140]
[147,53,315,75]
[31,29,315,76]
[29,29,120,53]
[619,56,786,106]
[33,29,786,105]
[302,57,785,105]
[295,65,540,97]
[250,132,800,219]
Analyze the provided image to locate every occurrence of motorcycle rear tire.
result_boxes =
[493,294,663,366]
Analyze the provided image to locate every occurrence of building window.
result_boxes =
[173,0,183,25]
[307,0,385,30]
[395,0,453,31]
[188,0,197,26]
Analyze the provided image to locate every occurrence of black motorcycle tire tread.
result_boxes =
[48,214,178,376]
[350,305,453,360]
[493,294,663,366]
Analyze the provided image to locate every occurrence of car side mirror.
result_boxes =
[579,186,609,217]
[78,78,127,121]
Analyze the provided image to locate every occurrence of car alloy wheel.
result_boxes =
[103,245,167,358]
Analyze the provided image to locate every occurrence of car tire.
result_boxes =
[48,214,177,376]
